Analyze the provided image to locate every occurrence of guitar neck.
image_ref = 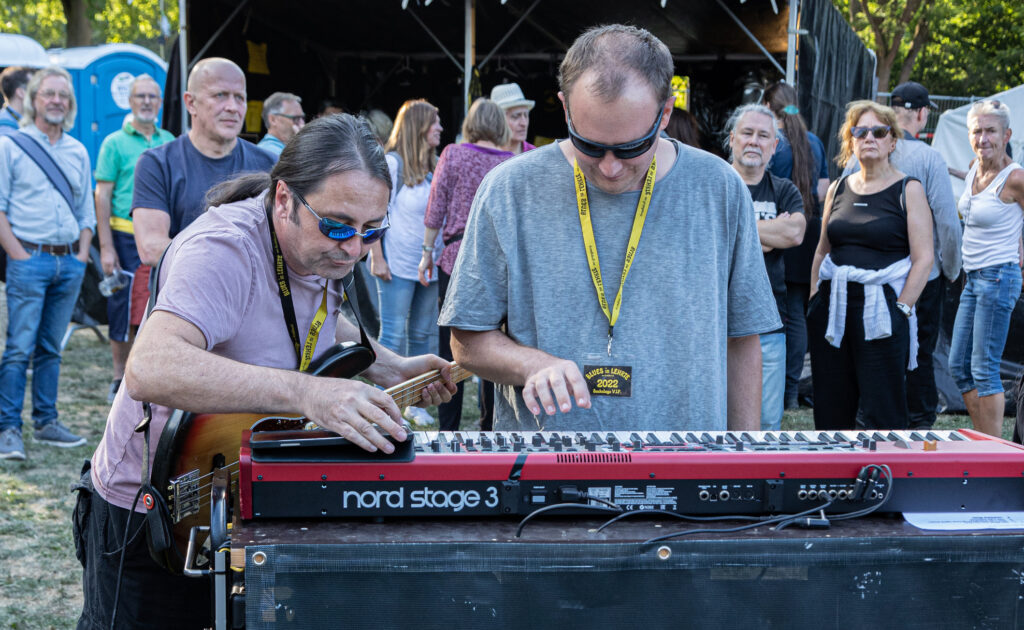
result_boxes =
[387,362,472,409]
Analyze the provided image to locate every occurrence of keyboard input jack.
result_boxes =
[698,490,710,501]
[837,489,849,500]
[797,490,808,500]
[718,490,730,501]
[827,489,838,500]
[807,490,818,500]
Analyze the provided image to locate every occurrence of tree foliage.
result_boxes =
[833,0,1024,97]
[1,0,178,54]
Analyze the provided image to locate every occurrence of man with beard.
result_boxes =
[727,104,806,431]
[76,114,456,628]
[131,58,275,305]
[0,66,96,459]
[93,74,175,401]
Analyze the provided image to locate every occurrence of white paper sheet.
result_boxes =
[904,512,1024,531]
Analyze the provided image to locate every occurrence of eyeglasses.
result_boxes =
[850,125,892,140]
[566,106,665,159]
[132,93,161,102]
[293,190,388,243]
[274,113,306,123]
[38,90,71,102]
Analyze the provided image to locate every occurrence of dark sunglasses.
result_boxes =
[293,190,388,243]
[566,106,665,159]
[850,125,892,139]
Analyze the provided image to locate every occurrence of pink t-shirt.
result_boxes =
[91,193,348,510]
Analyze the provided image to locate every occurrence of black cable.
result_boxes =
[582,494,621,510]
[644,499,835,544]
[596,508,763,533]
[515,502,622,538]
[110,487,148,630]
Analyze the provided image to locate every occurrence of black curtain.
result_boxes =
[163,34,184,136]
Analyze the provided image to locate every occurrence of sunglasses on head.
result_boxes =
[566,106,665,159]
[293,189,388,243]
[851,125,892,139]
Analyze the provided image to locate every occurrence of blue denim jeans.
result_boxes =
[949,263,1023,397]
[376,275,438,356]
[0,251,86,430]
[760,332,786,431]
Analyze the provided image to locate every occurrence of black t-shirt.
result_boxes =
[748,172,804,329]
[827,176,913,271]
[132,135,276,237]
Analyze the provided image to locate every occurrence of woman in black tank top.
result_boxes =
[806,101,934,431]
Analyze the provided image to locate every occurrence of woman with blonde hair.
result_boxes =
[949,100,1024,437]
[368,99,444,426]
[808,100,933,430]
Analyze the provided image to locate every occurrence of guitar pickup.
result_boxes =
[168,469,201,523]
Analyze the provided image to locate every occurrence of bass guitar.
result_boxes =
[147,343,471,573]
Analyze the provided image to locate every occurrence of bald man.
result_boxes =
[132,58,275,268]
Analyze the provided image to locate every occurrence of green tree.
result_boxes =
[1,0,177,55]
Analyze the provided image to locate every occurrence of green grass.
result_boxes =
[0,319,1014,629]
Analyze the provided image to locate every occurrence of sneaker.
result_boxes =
[403,406,434,428]
[0,429,26,461]
[107,378,122,403]
[33,421,86,448]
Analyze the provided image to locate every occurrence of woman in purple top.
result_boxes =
[418,98,513,430]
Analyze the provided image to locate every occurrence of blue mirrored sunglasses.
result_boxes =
[566,106,665,159]
[293,190,388,243]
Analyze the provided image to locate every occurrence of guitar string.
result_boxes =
[168,366,472,494]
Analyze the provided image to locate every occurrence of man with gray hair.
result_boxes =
[0,66,34,129]
[0,66,96,459]
[727,103,806,431]
[442,24,778,432]
[93,73,175,401]
[258,91,305,157]
[76,114,455,627]
[842,80,962,430]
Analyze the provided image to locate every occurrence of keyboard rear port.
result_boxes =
[718,490,730,501]
[698,490,710,501]
[797,490,808,500]
[837,489,849,500]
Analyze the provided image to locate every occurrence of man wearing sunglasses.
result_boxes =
[841,81,962,431]
[78,114,455,628]
[441,25,779,433]
[258,91,305,158]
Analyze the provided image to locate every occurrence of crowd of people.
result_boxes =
[0,22,1022,628]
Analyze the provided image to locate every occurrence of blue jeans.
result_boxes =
[760,332,786,431]
[376,275,438,356]
[0,251,86,430]
[949,263,1022,397]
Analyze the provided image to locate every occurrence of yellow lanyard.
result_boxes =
[573,156,657,355]
[299,288,329,372]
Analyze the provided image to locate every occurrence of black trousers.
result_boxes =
[807,282,910,430]
[74,466,210,630]
[436,269,465,431]
[784,282,810,403]
[906,276,945,429]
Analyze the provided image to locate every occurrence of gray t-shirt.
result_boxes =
[439,140,780,432]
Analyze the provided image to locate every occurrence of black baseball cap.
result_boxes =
[891,82,937,110]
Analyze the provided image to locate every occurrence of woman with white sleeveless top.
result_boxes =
[949,99,1024,437]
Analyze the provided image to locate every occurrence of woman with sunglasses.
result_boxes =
[949,100,1024,437]
[808,100,933,430]
[368,99,444,426]
[417,98,514,431]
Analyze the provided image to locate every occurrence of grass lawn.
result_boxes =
[0,319,1015,629]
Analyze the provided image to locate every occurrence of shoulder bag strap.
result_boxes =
[3,130,75,210]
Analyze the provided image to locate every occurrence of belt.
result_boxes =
[17,238,77,256]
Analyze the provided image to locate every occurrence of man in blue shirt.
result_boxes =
[257,91,304,157]
[0,66,97,460]
[0,67,33,130]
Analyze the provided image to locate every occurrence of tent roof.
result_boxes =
[0,33,51,68]
[932,84,1024,199]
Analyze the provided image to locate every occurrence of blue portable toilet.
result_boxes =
[47,44,168,167]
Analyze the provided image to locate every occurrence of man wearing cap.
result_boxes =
[843,81,962,430]
[443,25,778,433]
[491,82,535,154]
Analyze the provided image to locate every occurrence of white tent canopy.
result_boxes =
[932,84,1024,200]
[0,33,50,67]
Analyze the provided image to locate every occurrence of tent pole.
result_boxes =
[178,0,188,133]
[785,0,798,84]
[464,0,475,115]
[714,0,785,76]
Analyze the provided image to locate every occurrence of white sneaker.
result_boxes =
[403,406,434,427]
